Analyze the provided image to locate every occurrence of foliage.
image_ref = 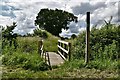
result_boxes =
[72,24,119,61]
[35,8,78,36]
[17,37,40,53]
[2,22,18,49]
[2,66,49,78]
[2,59,118,78]
[2,20,119,78]
[71,34,77,39]
[71,31,86,59]
[33,30,59,52]
[33,28,48,39]
[3,50,49,71]
[2,32,59,72]
[2,36,51,71]
[43,32,59,52]
[85,59,118,70]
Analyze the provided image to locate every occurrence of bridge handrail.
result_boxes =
[58,40,69,45]
[38,40,52,70]
[57,40,71,61]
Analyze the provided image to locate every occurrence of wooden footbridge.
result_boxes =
[38,40,71,69]
[37,12,91,69]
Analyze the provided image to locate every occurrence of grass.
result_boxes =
[2,60,119,78]
[17,30,59,53]
[43,31,59,52]
[43,35,59,52]
[3,50,50,71]
[17,37,40,54]
[1,29,119,78]
[2,65,49,78]
[2,31,60,78]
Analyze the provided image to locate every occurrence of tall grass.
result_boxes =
[3,50,50,71]
[70,25,119,70]
[42,31,59,52]
[2,26,119,78]
[17,37,40,54]
[2,31,59,72]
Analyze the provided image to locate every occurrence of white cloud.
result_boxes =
[0,15,13,27]
[70,1,118,34]
[68,22,79,33]
[60,21,80,37]
[0,0,119,37]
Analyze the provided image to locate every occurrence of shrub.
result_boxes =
[42,31,48,39]
[72,25,119,61]
[2,51,50,71]
[71,25,119,70]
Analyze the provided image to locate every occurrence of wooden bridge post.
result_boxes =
[38,40,43,56]
[68,43,71,61]
[85,12,90,64]
[46,52,52,70]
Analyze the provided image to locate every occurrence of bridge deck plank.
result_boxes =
[47,52,64,66]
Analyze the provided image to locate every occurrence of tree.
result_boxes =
[35,8,78,36]
[2,22,18,49]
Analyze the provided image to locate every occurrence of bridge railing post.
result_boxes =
[64,44,67,58]
[46,52,52,70]
[38,40,43,56]
[68,42,71,61]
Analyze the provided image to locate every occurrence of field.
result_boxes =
[1,24,120,79]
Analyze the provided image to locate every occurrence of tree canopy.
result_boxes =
[2,22,18,49]
[35,8,78,36]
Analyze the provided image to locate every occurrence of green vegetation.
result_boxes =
[33,29,60,52]
[2,22,18,49]
[35,8,77,36]
[2,31,59,69]
[71,24,119,70]
[3,51,49,71]
[2,60,118,78]
[2,36,50,71]
[33,28,48,39]
[1,22,119,78]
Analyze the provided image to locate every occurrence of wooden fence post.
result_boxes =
[85,12,90,64]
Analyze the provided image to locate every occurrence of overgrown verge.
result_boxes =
[2,36,53,72]
[2,24,119,78]
[71,24,119,70]
[2,59,119,78]
[2,30,59,73]
[2,49,49,71]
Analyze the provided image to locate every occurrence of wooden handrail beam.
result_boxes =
[58,51,66,60]
[57,40,71,61]
[57,45,68,54]
[58,40,69,45]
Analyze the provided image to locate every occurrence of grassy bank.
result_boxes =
[2,60,118,78]
[1,24,119,78]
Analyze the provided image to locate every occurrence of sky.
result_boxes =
[0,0,119,37]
